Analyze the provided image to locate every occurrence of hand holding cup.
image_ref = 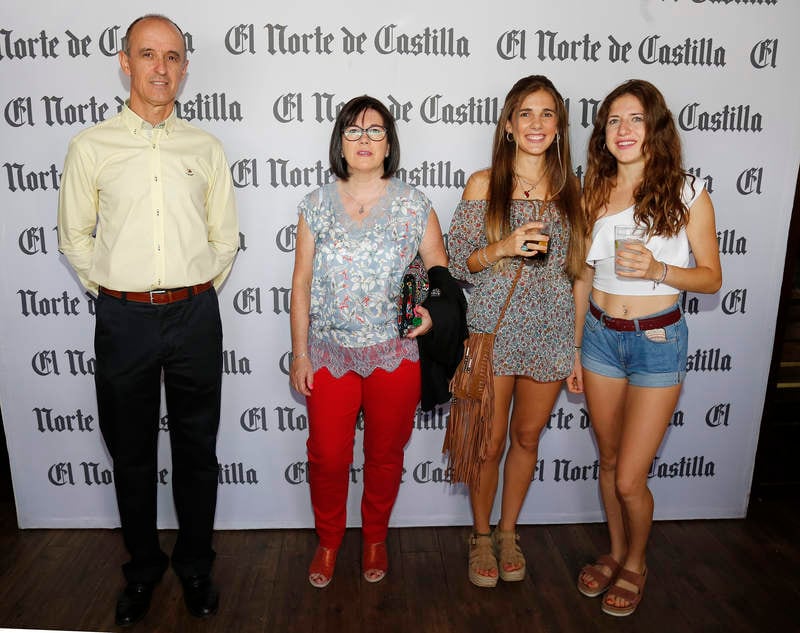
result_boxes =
[522,220,551,262]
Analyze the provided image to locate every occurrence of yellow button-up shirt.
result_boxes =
[57,105,239,295]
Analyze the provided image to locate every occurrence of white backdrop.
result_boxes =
[1,0,798,529]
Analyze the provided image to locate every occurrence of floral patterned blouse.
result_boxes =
[447,198,575,381]
[299,178,431,377]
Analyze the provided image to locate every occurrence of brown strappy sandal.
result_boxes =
[468,533,498,588]
[577,555,621,597]
[492,529,526,582]
[602,567,647,617]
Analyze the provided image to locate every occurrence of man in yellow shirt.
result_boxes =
[57,14,238,627]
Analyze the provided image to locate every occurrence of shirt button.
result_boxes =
[154,176,158,182]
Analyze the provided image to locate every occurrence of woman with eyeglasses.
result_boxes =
[447,75,586,588]
[289,95,449,588]
[574,80,721,616]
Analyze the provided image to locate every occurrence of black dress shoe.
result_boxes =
[180,575,219,618]
[115,582,155,626]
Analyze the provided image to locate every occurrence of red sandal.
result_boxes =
[362,542,388,583]
[308,546,337,588]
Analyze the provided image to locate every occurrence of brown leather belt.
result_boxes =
[99,281,213,305]
[589,302,681,332]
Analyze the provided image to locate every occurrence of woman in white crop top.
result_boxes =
[572,80,722,616]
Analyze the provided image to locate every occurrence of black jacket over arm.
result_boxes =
[418,266,468,411]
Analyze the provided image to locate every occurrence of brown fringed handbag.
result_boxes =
[443,262,524,488]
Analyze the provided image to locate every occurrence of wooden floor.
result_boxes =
[0,497,798,633]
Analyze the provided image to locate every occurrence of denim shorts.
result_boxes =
[581,300,688,387]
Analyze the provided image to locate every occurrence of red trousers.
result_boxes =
[306,360,421,549]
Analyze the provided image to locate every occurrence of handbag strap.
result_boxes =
[492,261,524,335]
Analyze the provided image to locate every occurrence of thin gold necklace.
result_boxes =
[515,169,548,198]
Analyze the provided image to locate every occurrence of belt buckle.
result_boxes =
[149,289,167,304]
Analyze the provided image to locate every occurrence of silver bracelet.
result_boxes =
[653,261,668,288]
[292,351,308,362]
[477,247,488,269]
[480,246,494,269]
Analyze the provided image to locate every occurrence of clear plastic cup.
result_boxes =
[614,225,645,274]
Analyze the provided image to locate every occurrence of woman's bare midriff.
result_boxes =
[591,288,679,320]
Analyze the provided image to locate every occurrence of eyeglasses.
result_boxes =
[343,125,387,142]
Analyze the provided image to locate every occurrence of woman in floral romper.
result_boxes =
[448,75,586,587]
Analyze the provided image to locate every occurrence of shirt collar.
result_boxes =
[121,101,177,137]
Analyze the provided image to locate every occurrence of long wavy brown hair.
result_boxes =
[486,75,585,279]
[583,79,694,237]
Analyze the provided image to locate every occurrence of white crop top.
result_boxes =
[587,177,704,296]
